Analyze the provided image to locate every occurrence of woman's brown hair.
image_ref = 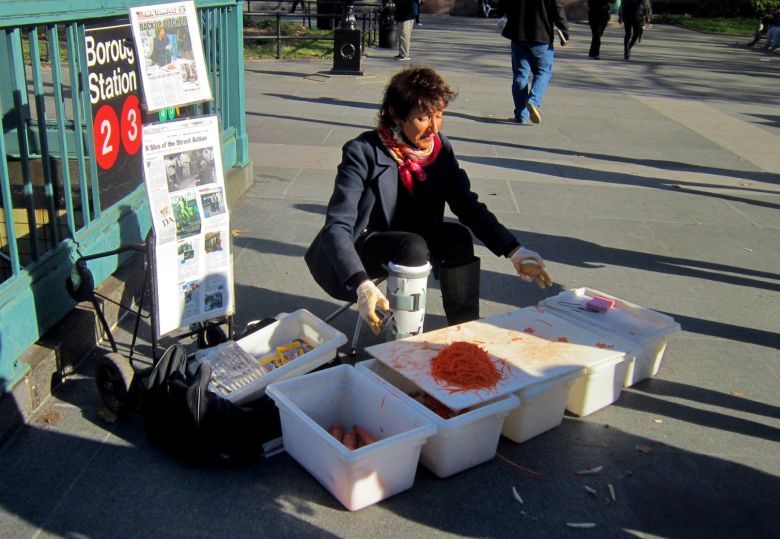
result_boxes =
[378,66,457,129]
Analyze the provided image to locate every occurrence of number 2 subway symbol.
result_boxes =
[93,95,142,170]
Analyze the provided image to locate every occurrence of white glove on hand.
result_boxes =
[356,280,390,335]
[510,247,553,289]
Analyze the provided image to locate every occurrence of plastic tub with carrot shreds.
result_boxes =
[356,357,519,478]
[365,307,628,441]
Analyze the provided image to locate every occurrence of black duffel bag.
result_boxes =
[139,343,281,466]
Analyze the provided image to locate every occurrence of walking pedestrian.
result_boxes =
[619,0,652,60]
[498,0,569,124]
[395,0,416,60]
[588,0,614,59]
[761,10,780,53]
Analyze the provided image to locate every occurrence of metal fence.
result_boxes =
[0,0,249,390]
[244,1,381,59]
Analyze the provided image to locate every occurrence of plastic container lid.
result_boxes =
[366,307,625,412]
[539,288,681,346]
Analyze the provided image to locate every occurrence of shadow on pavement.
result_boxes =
[250,92,780,186]
[3,372,778,537]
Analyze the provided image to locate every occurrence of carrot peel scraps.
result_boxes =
[430,341,501,393]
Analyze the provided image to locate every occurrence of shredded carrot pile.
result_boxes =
[430,341,501,393]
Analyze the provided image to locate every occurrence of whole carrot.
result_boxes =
[342,430,357,450]
[329,423,344,443]
[353,424,376,447]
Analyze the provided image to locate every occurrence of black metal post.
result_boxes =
[276,11,282,59]
[331,0,363,75]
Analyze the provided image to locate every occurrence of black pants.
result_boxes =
[624,22,643,56]
[355,222,480,324]
[355,222,474,279]
[589,21,607,58]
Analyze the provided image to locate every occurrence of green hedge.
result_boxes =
[654,0,780,17]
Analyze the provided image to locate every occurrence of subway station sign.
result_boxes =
[85,20,147,208]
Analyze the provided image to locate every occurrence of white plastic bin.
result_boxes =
[225,309,347,404]
[265,364,436,511]
[565,353,629,417]
[540,288,681,387]
[501,370,581,443]
[356,359,520,478]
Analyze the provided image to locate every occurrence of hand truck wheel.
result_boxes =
[94,352,136,414]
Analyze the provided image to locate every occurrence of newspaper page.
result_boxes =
[129,1,212,112]
[142,115,233,336]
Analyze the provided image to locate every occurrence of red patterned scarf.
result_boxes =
[377,126,442,193]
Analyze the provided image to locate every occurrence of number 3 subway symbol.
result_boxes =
[93,95,142,170]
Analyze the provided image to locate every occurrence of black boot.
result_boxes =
[439,258,481,325]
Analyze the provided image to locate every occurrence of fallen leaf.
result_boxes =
[512,486,524,505]
[653,418,663,424]
[730,391,744,397]
[743,248,753,252]
[636,444,652,454]
[567,522,596,529]
[39,409,65,425]
[97,407,118,423]
[231,230,242,237]
[575,465,603,476]
[608,483,616,502]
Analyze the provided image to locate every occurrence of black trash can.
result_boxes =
[378,0,397,49]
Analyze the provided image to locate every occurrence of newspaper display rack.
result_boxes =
[141,115,234,337]
[70,2,239,414]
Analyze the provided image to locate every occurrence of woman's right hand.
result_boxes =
[356,280,390,335]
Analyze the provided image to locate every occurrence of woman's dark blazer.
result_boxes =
[305,130,516,302]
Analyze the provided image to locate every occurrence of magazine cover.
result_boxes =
[129,1,212,111]
[141,116,233,336]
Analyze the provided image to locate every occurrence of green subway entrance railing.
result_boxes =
[0,0,249,390]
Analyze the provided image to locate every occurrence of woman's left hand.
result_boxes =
[510,247,553,288]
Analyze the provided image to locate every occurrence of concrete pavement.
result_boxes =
[1,15,778,538]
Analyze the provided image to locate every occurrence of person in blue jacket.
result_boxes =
[305,67,552,335]
[498,0,570,124]
[151,26,173,66]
